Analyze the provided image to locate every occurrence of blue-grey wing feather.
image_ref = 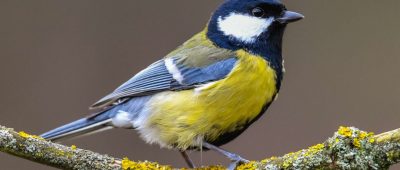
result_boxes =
[91,58,237,109]
[174,57,237,85]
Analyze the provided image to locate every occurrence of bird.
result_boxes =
[40,0,303,168]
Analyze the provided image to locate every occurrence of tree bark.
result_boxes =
[0,125,399,170]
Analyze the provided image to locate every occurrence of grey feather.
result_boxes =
[91,57,237,110]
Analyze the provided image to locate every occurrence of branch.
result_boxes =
[1,125,399,170]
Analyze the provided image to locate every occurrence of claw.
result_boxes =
[227,160,249,170]
[228,161,240,170]
[229,154,249,163]
[227,157,249,170]
[202,142,249,170]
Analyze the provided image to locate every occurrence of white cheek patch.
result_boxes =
[218,13,274,43]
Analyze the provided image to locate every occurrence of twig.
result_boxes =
[0,125,399,170]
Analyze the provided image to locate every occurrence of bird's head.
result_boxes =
[207,0,303,53]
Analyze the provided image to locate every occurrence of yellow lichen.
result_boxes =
[303,143,324,157]
[184,165,226,170]
[260,159,268,164]
[338,126,352,137]
[71,145,77,150]
[279,143,326,168]
[269,156,278,160]
[237,161,257,170]
[18,131,44,140]
[261,156,278,164]
[353,138,361,148]
[194,166,226,170]
[121,157,171,170]
[369,138,375,144]
[309,144,324,152]
[282,152,299,168]
[359,132,368,140]
[35,152,44,158]
[282,160,291,169]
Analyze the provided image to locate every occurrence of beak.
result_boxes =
[276,11,304,24]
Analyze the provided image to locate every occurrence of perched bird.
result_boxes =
[41,0,303,168]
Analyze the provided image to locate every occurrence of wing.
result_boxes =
[90,30,237,110]
[91,57,237,109]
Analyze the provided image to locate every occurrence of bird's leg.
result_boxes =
[180,151,195,168]
[203,142,249,170]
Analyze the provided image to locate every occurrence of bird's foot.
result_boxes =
[227,155,249,170]
[202,142,249,170]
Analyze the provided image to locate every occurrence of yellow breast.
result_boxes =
[142,50,277,149]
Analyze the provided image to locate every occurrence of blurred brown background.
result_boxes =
[1,0,400,169]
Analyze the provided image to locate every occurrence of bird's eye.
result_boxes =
[251,7,265,18]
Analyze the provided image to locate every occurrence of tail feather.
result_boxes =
[40,116,112,141]
[41,96,152,141]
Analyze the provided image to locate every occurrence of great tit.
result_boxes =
[41,0,303,168]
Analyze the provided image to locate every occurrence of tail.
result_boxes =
[40,114,113,141]
[41,96,152,141]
